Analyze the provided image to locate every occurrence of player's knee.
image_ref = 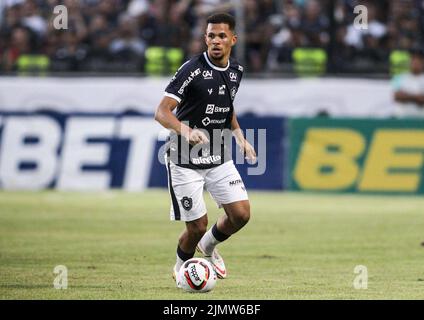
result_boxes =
[190,227,207,241]
[187,219,207,240]
[233,208,250,228]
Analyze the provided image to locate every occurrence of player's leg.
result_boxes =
[165,159,208,285]
[197,200,250,278]
[175,214,208,272]
[198,161,249,278]
[198,200,250,254]
[218,200,250,234]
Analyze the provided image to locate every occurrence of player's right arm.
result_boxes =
[156,58,209,145]
[154,96,209,145]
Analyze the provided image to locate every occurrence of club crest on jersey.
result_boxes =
[181,196,193,211]
[229,72,238,82]
[202,70,213,79]
[231,86,237,100]
[219,85,226,95]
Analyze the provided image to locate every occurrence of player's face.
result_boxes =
[205,23,237,65]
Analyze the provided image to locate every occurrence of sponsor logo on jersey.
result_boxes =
[202,70,213,79]
[208,88,213,95]
[219,85,226,95]
[229,72,238,82]
[206,104,215,114]
[238,65,244,72]
[215,106,230,113]
[205,104,230,115]
[202,117,211,126]
[192,155,222,165]
[178,68,201,94]
[201,117,226,126]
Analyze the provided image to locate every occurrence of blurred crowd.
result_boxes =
[0,0,423,74]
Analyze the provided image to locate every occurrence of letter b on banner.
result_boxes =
[294,129,365,190]
[0,116,60,189]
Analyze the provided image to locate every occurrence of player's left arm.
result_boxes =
[231,111,257,162]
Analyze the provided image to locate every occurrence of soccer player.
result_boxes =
[154,12,256,285]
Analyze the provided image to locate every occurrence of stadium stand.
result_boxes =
[0,0,423,75]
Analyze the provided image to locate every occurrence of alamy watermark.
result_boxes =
[53,5,68,30]
[157,126,267,176]
[353,265,368,289]
[53,265,68,289]
[353,5,368,30]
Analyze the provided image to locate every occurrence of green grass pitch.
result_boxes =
[0,190,423,299]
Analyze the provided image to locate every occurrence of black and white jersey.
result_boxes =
[164,51,244,169]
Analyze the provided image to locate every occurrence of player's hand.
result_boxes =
[239,140,257,163]
[187,129,210,145]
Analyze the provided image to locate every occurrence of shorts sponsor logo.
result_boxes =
[229,179,243,186]
[181,196,193,211]
[178,68,201,94]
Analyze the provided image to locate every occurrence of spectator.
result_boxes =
[392,47,424,118]
[0,0,424,75]
[85,30,113,71]
[20,0,47,38]
[2,26,33,71]
[300,0,329,47]
[266,3,303,71]
[109,14,145,71]
[51,29,88,71]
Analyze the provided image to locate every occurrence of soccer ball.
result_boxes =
[178,258,217,293]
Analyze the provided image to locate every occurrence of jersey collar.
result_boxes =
[203,52,230,71]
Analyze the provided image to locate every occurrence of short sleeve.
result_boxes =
[164,60,193,103]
